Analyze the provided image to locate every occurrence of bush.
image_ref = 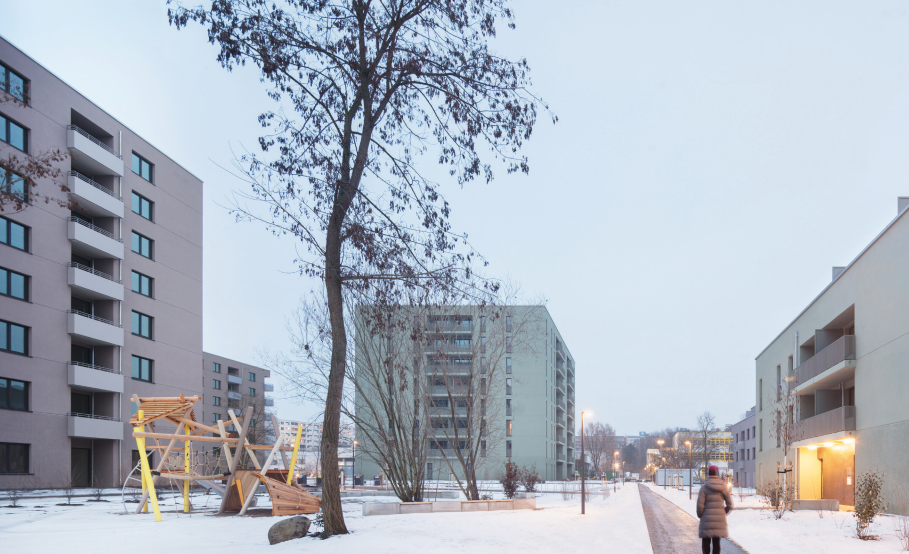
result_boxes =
[854,470,886,540]
[757,480,794,520]
[499,461,520,499]
[519,463,540,493]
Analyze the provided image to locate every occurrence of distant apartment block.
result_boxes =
[755,197,909,511]
[0,37,270,488]
[672,429,733,476]
[730,406,756,488]
[276,419,354,452]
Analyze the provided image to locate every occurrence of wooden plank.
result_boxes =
[239,434,284,515]
[270,414,291,480]
[229,410,261,471]
[131,432,238,444]
[218,407,253,515]
[139,396,201,402]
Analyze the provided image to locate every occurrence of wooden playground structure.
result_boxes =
[128,394,320,521]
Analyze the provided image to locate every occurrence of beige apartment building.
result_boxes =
[755,196,909,511]
[0,37,270,489]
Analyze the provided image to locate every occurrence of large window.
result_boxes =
[131,231,153,259]
[212,362,221,373]
[248,387,256,396]
[0,442,29,474]
[0,378,28,411]
[131,191,153,220]
[0,62,28,103]
[131,153,153,182]
[0,267,27,301]
[131,271,152,297]
[0,320,27,355]
[0,169,26,203]
[0,216,27,251]
[212,396,221,407]
[131,355,153,382]
[131,311,153,339]
[213,379,221,390]
[248,372,255,382]
[0,113,27,153]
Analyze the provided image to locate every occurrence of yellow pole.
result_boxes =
[236,479,244,504]
[141,464,147,513]
[135,410,162,522]
[287,424,304,486]
[183,425,190,512]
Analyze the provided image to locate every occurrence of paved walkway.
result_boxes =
[638,485,747,554]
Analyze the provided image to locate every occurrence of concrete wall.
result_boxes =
[362,497,537,516]
[755,199,909,512]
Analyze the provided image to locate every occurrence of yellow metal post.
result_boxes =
[287,424,304,486]
[135,410,162,521]
[141,467,147,513]
[183,425,190,512]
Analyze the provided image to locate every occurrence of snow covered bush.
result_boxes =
[757,480,794,520]
[519,464,540,493]
[499,461,520,499]
[854,470,886,540]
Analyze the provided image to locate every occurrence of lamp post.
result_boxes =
[352,440,358,490]
[581,411,590,515]
[685,440,692,500]
[656,439,664,487]
[613,450,619,492]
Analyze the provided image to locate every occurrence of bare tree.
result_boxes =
[585,422,615,476]
[58,467,82,506]
[769,372,800,500]
[169,0,552,537]
[0,86,70,213]
[693,411,720,480]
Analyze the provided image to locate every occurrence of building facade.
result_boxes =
[672,429,733,479]
[0,37,270,488]
[355,306,577,483]
[730,406,756,488]
[755,197,909,511]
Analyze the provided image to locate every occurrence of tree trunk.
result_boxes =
[320,196,350,536]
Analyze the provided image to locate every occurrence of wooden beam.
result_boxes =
[218,406,253,515]
[229,410,261,471]
[239,434,284,516]
[153,472,230,481]
[139,396,202,402]
[271,413,291,479]
[173,417,224,435]
[131,432,238,444]
[135,407,192,513]
[217,420,234,472]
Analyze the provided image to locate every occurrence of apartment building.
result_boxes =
[355,306,577,483]
[0,37,270,488]
[672,429,733,478]
[755,197,909,511]
[276,420,354,452]
[201,352,271,444]
[730,406,756,488]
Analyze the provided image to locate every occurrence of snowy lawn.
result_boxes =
[644,483,906,553]
[1,484,651,554]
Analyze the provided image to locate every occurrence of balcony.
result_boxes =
[264,383,274,392]
[794,335,857,395]
[430,386,468,396]
[556,434,565,445]
[227,374,243,385]
[556,379,566,393]
[67,171,123,218]
[556,417,566,428]
[796,406,856,444]
[557,399,566,410]
[428,406,468,416]
[66,125,123,176]
[567,376,575,390]
[264,397,274,407]
[68,217,124,259]
[67,362,123,393]
[227,391,242,401]
[67,262,123,301]
[67,413,123,440]
[67,310,123,346]
[557,452,566,462]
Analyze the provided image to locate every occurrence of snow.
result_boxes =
[1,484,651,554]
[644,483,906,554]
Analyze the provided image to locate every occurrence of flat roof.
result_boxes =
[755,202,909,360]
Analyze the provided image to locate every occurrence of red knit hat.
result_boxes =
[708,465,719,476]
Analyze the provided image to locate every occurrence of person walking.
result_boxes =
[696,465,733,554]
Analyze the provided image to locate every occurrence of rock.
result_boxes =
[267,516,311,545]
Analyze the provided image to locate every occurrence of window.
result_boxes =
[506,440,512,458]
[248,372,255,382]
[212,413,220,424]
[131,231,153,259]
[758,419,763,452]
[0,63,28,103]
[213,379,221,390]
[0,267,27,301]
[506,357,512,374]
[758,379,762,411]
[481,440,487,458]
[506,377,513,395]
[0,216,27,251]
[131,192,153,220]
[0,320,27,355]
[776,365,781,401]
[131,311,153,339]
[212,396,221,407]
[0,113,27,153]
[131,153,153,182]
[506,420,513,437]
[131,355,153,382]
[248,387,256,396]
[506,336,512,353]
[0,442,29,473]
[506,316,513,333]
[131,271,153,297]
[480,336,486,353]
[480,357,486,373]
[213,362,221,373]
[506,398,512,416]
[0,378,27,411]
[480,316,486,333]
[1,169,26,206]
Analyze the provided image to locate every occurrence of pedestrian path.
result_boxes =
[638,484,747,554]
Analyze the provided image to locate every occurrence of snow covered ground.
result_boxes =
[644,483,907,553]
[1,484,651,554]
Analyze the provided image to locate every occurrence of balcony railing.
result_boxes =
[795,335,856,386]
[67,310,121,328]
[66,125,122,159]
[227,391,242,401]
[68,262,122,284]
[70,360,120,375]
[556,417,566,428]
[227,374,242,385]
[557,399,566,410]
[800,406,856,441]
[428,405,468,416]
[557,453,566,461]
[68,216,123,243]
[264,383,274,392]
[264,397,274,407]
[68,412,121,422]
[69,171,122,200]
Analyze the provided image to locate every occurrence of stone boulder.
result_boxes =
[267,516,311,545]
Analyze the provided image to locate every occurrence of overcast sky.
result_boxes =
[4,1,909,434]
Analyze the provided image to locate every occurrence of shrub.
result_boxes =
[519,463,540,493]
[499,461,520,499]
[854,470,886,540]
[757,480,794,520]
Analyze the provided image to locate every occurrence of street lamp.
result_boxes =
[352,440,358,490]
[581,411,591,515]
[613,450,619,492]
[685,440,692,499]
[656,439,664,487]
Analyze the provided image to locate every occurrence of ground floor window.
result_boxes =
[0,442,28,473]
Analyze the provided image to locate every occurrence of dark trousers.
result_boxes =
[702,537,720,554]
